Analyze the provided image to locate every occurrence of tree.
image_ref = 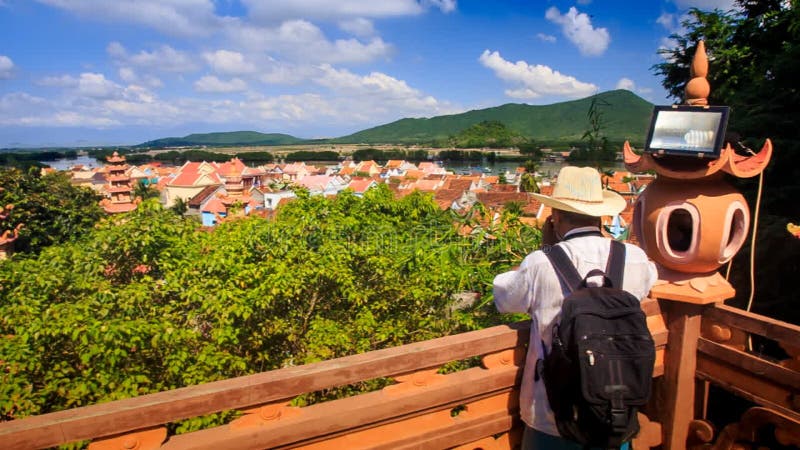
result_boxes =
[0,184,540,427]
[170,197,188,216]
[572,94,615,163]
[652,1,800,217]
[0,168,104,254]
[519,160,540,193]
[134,179,159,201]
[651,1,800,323]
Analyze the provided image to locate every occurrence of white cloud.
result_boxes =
[203,50,256,75]
[671,0,735,10]
[74,73,122,98]
[230,20,392,64]
[194,75,248,93]
[118,67,163,88]
[0,92,120,127]
[0,55,14,79]
[107,42,198,73]
[478,50,597,99]
[339,18,376,37]
[38,72,122,98]
[36,0,222,37]
[656,13,676,29]
[259,60,322,85]
[423,0,456,13]
[545,6,610,57]
[536,33,557,43]
[616,78,635,91]
[615,78,653,96]
[241,0,432,23]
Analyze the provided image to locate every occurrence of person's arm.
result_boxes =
[493,255,536,314]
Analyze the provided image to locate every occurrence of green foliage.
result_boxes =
[153,150,231,164]
[446,120,529,148]
[0,168,104,254]
[351,148,429,162]
[170,197,188,216]
[234,152,274,164]
[653,1,800,322]
[653,1,800,218]
[569,94,616,163]
[333,90,652,145]
[0,151,72,169]
[285,150,340,162]
[134,180,159,201]
[0,185,539,428]
[138,131,305,148]
[438,150,495,162]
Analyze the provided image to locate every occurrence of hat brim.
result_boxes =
[531,189,626,217]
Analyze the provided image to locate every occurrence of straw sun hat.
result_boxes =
[531,166,626,217]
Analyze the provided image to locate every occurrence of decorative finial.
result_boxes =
[685,41,710,106]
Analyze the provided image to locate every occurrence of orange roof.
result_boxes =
[442,179,472,191]
[492,184,518,192]
[412,180,440,192]
[347,178,376,194]
[404,169,424,180]
[202,197,227,214]
[169,162,223,187]
[385,160,404,169]
[215,158,246,178]
[433,189,463,210]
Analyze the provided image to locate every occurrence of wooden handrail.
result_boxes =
[704,303,800,345]
[0,323,529,449]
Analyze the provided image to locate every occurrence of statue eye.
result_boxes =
[655,202,700,262]
[719,200,749,264]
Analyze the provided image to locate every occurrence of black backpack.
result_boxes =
[537,240,655,449]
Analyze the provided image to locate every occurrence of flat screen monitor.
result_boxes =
[644,105,729,159]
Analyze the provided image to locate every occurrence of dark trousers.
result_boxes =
[520,426,631,450]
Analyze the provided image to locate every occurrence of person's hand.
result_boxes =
[541,215,558,246]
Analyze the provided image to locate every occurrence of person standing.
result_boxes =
[493,166,657,450]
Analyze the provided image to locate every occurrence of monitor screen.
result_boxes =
[644,105,729,159]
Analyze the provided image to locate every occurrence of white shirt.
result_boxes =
[492,227,657,435]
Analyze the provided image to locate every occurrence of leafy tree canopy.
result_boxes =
[0,168,104,254]
[0,188,539,430]
[446,121,530,149]
[652,1,800,321]
[652,0,800,216]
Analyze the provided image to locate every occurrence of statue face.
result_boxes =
[634,178,749,274]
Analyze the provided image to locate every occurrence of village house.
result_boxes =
[161,161,223,208]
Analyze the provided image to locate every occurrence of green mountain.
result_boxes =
[334,90,654,145]
[138,131,305,148]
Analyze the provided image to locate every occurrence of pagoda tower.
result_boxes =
[101,151,138,214]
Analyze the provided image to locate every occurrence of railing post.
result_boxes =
[649,279,734,450]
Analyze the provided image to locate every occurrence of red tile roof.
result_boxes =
[433,189,464,210]
[202,197,227,214]
[347,178,376,194]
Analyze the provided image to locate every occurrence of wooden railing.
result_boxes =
[1,296,799,449]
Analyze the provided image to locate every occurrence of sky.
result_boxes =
[0,0,736,148]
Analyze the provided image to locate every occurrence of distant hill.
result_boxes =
[333,90,653,145]
[138,131,305,148]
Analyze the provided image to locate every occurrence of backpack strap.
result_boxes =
[545,245,583,293]
[605,240,626,289]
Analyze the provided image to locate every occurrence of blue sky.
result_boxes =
[0,0,735,147]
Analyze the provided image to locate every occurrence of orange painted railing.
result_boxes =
[1,296,799,449]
